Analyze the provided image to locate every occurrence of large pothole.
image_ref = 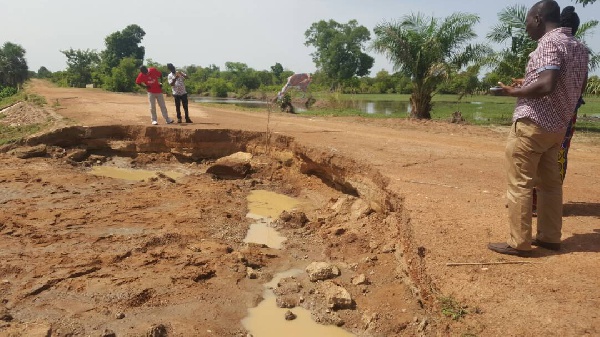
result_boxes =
[0,125,435,336]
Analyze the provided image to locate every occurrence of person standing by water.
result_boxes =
[488,0,588,257]
[167,63,192,123]
[531,5,586,217]
[136,65,174,125]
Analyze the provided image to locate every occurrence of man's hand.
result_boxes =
[497,82,516,96]
[511,78,524,88]
[499,70,559,98]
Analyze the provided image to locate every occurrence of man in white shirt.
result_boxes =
[167,63,192,123]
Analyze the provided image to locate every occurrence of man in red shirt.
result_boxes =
[488,0,588,257]
[136,66,174,125]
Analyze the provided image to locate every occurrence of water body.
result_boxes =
[244,190,300,249]
[241,269,355,337]
[192,96,411,115]
[193,97,271,109]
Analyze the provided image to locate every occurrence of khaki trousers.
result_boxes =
[505,119,565,250]
[148,92,170,122]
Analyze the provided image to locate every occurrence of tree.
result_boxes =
[271,62,284,82]
[223,62,260,91]
[305,19,374,89]
[444,65,481,99]
[100,24,145,73]
[37,66,52,79]
[575,0,596,5]
[61,48,100,87]
[0,42,29,88]
[487,4,599,81]
[486,5,532,82]
[103,57,139,92]
[373,13,490,119]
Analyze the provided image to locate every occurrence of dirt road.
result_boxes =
[1,79,599,336]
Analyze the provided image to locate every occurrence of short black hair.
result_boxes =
[560,6,580,35]
[534,0,561,24]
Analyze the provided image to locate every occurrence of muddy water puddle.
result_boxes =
[243,190,300,249]
[242,269,355,337]
[89,166,185,181]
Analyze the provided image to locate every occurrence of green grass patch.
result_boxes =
[0,123,44,145]
[0,91,27,108]
[25,93,47,106]
[326,93,600,131]
[0,92,49,145]
[439,296,469,321]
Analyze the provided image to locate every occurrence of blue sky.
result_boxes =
[2,0,599,75]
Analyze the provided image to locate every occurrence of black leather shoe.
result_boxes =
[532,239,560,251]
[185,118,193,123]
[488,243,532,257]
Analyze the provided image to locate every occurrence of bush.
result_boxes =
[0,86,18,99]
[278,92,295,113]
[206,78,230,98]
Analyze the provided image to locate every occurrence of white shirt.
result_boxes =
[168,72,187,96]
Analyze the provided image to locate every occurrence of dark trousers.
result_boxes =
[173,94,189,119]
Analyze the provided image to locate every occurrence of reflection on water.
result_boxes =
[192,96,411,115]
[244,190,300,249]
[193,97,271,109]
[337,100,410,115]
[241,269,355,337]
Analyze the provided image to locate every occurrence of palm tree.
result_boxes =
[575,0,597,6]
[0,42,29,89]
[372,13,490,119]
[575,20,600,70]
[487,5,599,80]
[486,5,533,82]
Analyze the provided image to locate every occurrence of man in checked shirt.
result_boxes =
[488,0,589,257]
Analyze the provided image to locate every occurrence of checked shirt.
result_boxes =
[513,27,589,132]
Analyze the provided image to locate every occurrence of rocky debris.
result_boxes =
[101,329,117,337]
[273,277,302,296]
[237,243,278,269]
[246,267,259,279]
[9,144,47,159]
[272,150,294,167]
[312,309,346,327]
[206,152,252,179]
[147,324,169,337]
[319,281,353,310]
[127,288,156,307]
[65,148,88,162]
[24,322,53,336]
[107,140,137,152]
[306,262,340,282]
[88,154,107,164]
[155,172,176,183]
[0,306,13,321]
[350,198,373,219]
[276,295,299,308]
[273,276,302,308]
[285,310,297,320]
[351,274,368,285]
[276,210,309,229]
[362,311,379,329]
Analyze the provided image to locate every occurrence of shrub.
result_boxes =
[0,86,17,99]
